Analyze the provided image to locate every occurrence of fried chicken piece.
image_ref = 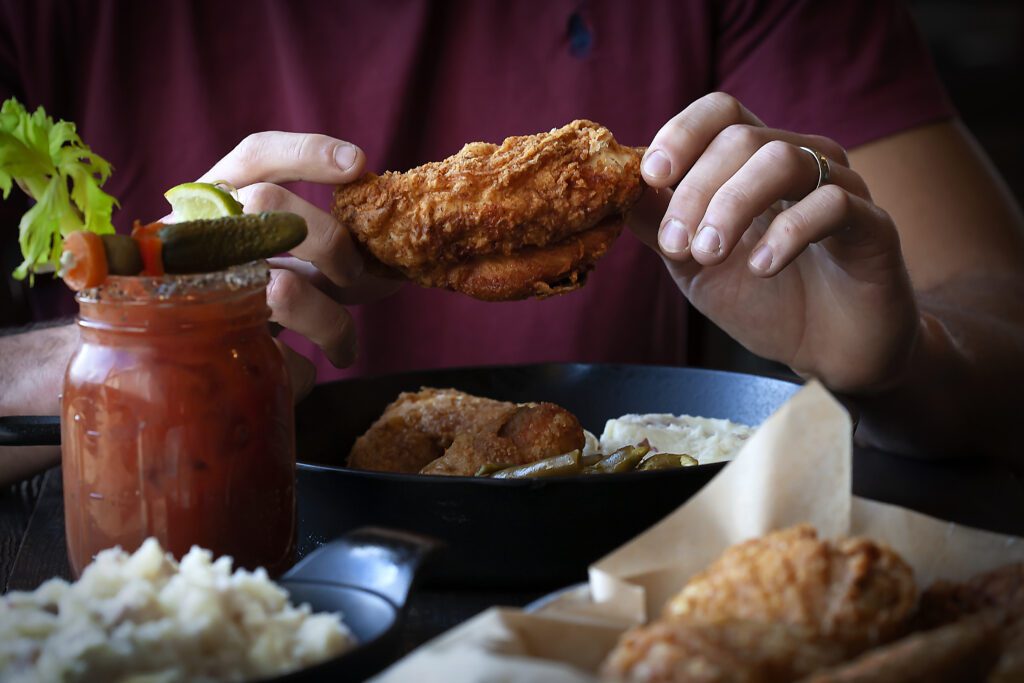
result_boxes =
[419,402,584,476]
[347,388,515,473]
[603,526,918,683]
[435,217,623,300]
[796,610,1005,683]
[797,600,1024,683]
[666,525,918,654]
[602,618,849,683]
[914,562,1024,630]
[332,119,644,300]
[989,614,1024,682]
[346,387,585,476]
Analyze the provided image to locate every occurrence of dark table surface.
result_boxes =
[3,447,1024,670]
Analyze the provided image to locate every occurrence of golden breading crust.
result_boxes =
[332,120,644,300]
[347,388,514,473]
[665,525,917,653]
[420,402,584,476]
[346,387,584,476]
[797,610,1005,683]
[603,531,1024,683]
[914,562,1024,630]
[425,218,622,301]
[601,618,849,683]
[603,526,919,682]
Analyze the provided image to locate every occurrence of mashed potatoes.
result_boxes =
[599,413,754,465]
[0,539,354,683]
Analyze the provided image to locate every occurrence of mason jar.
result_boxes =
[61,262,295,576]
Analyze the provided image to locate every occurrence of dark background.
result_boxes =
[910,0,1024,207]
[695,0,1024,373]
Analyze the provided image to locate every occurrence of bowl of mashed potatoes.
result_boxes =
[0,528,435,682]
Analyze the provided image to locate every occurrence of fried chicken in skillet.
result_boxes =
[420,401,584,476]
[346,387,584,476]
[332,119,644,300]
[346,388,512,473]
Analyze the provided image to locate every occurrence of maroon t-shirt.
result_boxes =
[0,0,952,381]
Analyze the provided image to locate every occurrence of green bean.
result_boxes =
[580,452,606,467]
[474,463,513,477]
[491,450,582,479]
[585,444,650,474]
[638,452,699,471]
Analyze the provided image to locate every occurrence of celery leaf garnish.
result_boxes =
[0,97,118,282]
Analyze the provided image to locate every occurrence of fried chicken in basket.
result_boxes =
[602,525,918,683]
[797,609,1009,683]
[603,618,849,683]
[665,525,917,651]
[913,561,1024,630]
[332,120,644,301]
[346,387,584,476]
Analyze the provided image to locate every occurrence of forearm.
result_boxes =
[0,322,78,485]
[0,321,77,414]
[851,272,1024,462]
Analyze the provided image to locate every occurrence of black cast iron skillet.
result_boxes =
[292,363,802,587]
[0,363,801,588]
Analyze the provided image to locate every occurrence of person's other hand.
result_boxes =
[631,92,921,393]
[193,132,402,398]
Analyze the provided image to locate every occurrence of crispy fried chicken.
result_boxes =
[332,120,644,300]
[347,388,513,473]
[603,618,849,683]
[420,401,584,476]
[665,525,917,652]
[346,387,584,476]
[603,525,918,683]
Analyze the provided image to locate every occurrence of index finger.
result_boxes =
[642,92,764,188]
[198,132,366,187]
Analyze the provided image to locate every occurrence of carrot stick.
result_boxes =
[60,231,109,291]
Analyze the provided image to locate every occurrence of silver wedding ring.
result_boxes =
[798,145,831,190]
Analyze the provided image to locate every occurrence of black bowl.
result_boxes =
[293,363,801,588]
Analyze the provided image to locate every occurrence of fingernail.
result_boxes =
[749,244,774,273]
[693,226,721,255]
[334,144,357,171]
[659,219,689,254]
[642,150,671,179]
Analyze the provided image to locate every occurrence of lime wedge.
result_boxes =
[164,181,243,220]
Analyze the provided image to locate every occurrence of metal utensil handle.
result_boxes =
[283,527,440,608]
[0,415,61,446]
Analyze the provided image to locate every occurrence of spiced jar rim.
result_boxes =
[75,261,270,305]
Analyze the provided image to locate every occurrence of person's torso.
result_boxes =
[4,0,720,377]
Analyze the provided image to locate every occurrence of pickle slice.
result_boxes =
[160,212,307,274]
